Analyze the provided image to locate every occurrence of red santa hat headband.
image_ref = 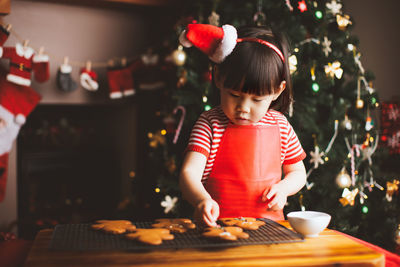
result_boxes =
[179,24,285,63]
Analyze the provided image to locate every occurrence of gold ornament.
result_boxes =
[172,45,186,66]
[336,167,352,188]
[289,55,297,74]
[356,99,364,109]
[148,131,166,148]
[339,188,359,206]
[324,61,343,79]
[386,179,399,202]
[336,14,352,30]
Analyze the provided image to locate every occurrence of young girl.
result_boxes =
[179,24,307,227]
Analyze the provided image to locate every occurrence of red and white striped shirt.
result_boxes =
[186,106,306,181]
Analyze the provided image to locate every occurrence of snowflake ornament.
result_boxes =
[387,131,400,149]
[321,36,332,57]
[161,195,178,214]
[388,106,400,121]
[326,0,342,15]
[309,145,325,169]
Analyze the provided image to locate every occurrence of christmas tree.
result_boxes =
[130,0,400,252]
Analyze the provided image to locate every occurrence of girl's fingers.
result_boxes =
[266,188,276,200]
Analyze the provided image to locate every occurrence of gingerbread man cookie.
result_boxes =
[125,228,174,245]
[91,220,136,234]
[219,217,265,230]
[151,218,196,233]
[202,226,249,241]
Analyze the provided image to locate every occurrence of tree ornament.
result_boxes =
[339,188,359,206]
[298,0,307,12]
[326,0,342,15]
[203,67,212,82]
[148,131,166,148]
[309,145,324,168]
[173,105,186,144]
[315,10,323,19]
[312,83,320,92]
[365,116,373,131]
[321,36,332,57]
[356,99,364,109]
[324,61,343,79]
[289,55,297,74]
[285,0,294,11]
[342,114,352,130]
[172,45,187,66]
[388,104,400,121]
[336,14,352,30]
[386,179,399,202]
[160,195,178,214]
[336,167,351,188]
[361,205,368,214]
[208,11,220,26]
[177,69,187,88]
[253,0,267,26]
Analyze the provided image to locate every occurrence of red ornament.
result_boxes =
[298,0,307,12]
[203,70,212,82]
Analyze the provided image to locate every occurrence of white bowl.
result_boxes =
[287,211,331,237]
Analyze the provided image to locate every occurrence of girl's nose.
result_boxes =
[236,99,250,113]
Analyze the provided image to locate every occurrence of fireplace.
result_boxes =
[17,104,136,239]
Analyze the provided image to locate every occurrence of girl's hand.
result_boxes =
[262,183,288,211]
[194,198,220,227]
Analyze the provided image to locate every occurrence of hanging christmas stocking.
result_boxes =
[57,63,77,92]
[32,53,50,83]
[0,74,41,202]
[107,64,135,99]
[80,68,99,91]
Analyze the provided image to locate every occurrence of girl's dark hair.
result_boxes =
[214,26,292,112]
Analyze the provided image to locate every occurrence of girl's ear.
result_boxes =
[273,80,286,100]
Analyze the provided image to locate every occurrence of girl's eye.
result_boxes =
[229,92,240,98]
[253,98,264,102]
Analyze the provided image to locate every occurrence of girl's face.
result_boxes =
[219,85,284,125]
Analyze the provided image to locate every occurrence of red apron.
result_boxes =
[205,122,284,220]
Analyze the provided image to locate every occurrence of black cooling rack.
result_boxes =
[49,218,303,250]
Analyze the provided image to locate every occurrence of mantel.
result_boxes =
[101,0,178,6]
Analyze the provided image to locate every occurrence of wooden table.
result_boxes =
[24,221,384,267]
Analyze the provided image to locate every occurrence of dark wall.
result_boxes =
[345,0,400,101]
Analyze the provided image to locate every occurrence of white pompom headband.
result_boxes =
[179,24,285,63]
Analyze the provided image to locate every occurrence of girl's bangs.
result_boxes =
[220,44,283,96]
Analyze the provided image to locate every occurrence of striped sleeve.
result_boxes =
[186,113,212,158]
[271,110,306,165]
[282,119,306,164]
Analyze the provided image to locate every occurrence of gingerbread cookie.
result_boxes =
[125,228,174,245]
[219,217,265,230]
[91,220,136,234]
[151,218,196,233]
[202,226,249,241]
